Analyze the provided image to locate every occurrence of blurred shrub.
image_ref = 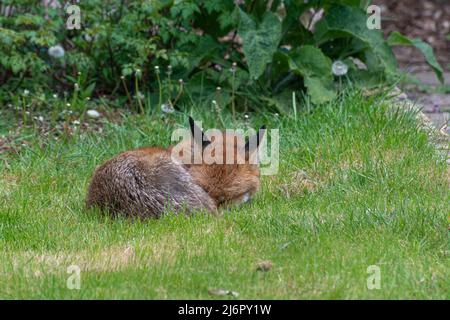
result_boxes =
[0,0,443,113]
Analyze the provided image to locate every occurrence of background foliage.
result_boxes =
[0,0,443,113]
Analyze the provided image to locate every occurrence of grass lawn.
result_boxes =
[0,91,448,299]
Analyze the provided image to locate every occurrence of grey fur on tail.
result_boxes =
[86,151,216,218]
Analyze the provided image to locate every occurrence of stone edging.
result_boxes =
[391,88,450,165]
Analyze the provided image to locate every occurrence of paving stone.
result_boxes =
[410,71,450,86]
[407,72,450,133]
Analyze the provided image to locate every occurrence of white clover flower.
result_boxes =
[23,89,30,96]
[332,60,348,76]
[135,69,142,77]
[87,109,101,119]
[53,94,58,99]
[160,103,174,114]
[48,45,65,58]
[74,83,79,90]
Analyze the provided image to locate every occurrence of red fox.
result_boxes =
[86,117,266,218]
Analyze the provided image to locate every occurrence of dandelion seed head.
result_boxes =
[230,62,237,73]
[48,44,65,58]
[135,91,145,100]
[87,109,101,119]
[161,103,174,114]
[83,34,93,42]
[332,60,348,76]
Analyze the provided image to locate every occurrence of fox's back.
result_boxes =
[86,148,216,218]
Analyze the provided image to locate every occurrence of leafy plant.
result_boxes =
[0,0,443,114]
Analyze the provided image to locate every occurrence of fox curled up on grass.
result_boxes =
[86,117,266,218]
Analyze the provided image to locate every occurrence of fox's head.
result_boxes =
[171,117,266,207]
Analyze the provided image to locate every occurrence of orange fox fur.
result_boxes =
[86,117,265,218]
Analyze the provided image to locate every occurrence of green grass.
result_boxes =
[0,91,448,299]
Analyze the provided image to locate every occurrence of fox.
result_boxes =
[86,117,266,218]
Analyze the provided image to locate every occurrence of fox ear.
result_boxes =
[189,116,211,149]
[245,125,266,156]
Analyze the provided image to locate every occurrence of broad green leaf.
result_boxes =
[304,76,336,104]
[333,0,367,7]
[271,51,291,91]
[343,57,386,88]
[288,45,336,104]
[238,9,282,80]
[261,90,294,114]
[315,4,397,74]
[186,35,222,73]
[288,45,333,79]
[387,31,444,83]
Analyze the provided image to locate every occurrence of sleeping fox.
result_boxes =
[86,117,266,218]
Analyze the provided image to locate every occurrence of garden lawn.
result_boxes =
[0,91,448,299]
